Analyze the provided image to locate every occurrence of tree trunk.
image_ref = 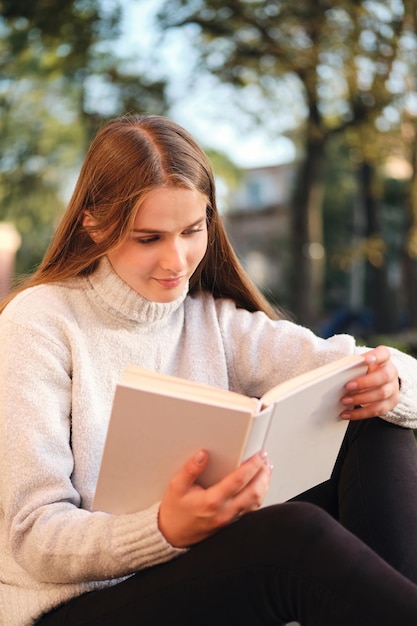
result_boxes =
[359,161,398,333]
[402,124,417,328]
[290,131,326,329]
[403,249,417,328]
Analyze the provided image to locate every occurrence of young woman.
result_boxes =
[1,114,417,626]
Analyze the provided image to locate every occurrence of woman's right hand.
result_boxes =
[158,449,272,548]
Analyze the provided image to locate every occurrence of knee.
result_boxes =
[258,501,337,553]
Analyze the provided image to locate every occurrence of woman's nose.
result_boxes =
[160,240,186,271]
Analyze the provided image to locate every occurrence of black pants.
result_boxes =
[38,418,417,625]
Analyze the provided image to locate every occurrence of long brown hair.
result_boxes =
[1,115,279,318]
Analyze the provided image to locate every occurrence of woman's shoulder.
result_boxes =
[1,280,81,327]
[186,291,239,315]
[185,291,271,327]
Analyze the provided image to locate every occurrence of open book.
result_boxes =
[92,354,367,514]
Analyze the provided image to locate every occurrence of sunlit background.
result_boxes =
[1,0,417,353]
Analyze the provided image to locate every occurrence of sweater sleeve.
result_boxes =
[0,315,185,586]
[215,301,417,429]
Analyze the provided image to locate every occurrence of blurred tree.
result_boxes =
[0,0,169,276]
[0,19,85,273]
[400,0,417,327]
[403,116,417,326]
[157,0,417,331]
[338,1,414,333]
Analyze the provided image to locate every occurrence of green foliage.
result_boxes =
[0,0,119,75]
[2,0,417,332]
[0,0,170,275]
[157,0,417,329]
[0,21,86,272]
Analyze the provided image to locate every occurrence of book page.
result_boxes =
[261,359,367,504]
[261,353,366,407]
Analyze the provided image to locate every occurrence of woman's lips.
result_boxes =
[154,276,184,288]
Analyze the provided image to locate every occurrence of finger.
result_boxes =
[345,355,397,395]
[362,345,391,370]
[341,381,400,420]
[170,449,209,493]
[216,451,270,499]
[225,465,273,526]
[341,407,376,421]
[344,375,395,403]
[341,401,392,420]
[343,375,398,405]
[200,452,270,527]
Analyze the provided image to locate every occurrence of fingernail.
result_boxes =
[258,450,268,461]
[345,381,358,391]
[194,450,206,464]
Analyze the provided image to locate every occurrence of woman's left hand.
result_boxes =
[340,345,401,420]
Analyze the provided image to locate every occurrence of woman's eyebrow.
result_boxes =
[132,217,206,235]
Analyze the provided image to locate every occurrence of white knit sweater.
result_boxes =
[1,257,416,625]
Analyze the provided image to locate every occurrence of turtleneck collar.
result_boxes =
[86,256,188,323]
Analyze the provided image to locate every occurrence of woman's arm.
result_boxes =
[0,316,184,585]
[215,300,417,429]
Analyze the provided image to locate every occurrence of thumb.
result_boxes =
[175,449,209,490]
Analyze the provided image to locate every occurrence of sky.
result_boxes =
[114,0,297,169]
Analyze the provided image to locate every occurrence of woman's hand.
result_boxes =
[158,450,272,548]
[341,345,401,420]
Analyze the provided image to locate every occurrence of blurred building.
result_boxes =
[222,155,417,342]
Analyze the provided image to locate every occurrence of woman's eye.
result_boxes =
[135,236,159,245]
[183,228,204,236]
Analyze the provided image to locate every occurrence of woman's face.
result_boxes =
[106,186,208,303]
